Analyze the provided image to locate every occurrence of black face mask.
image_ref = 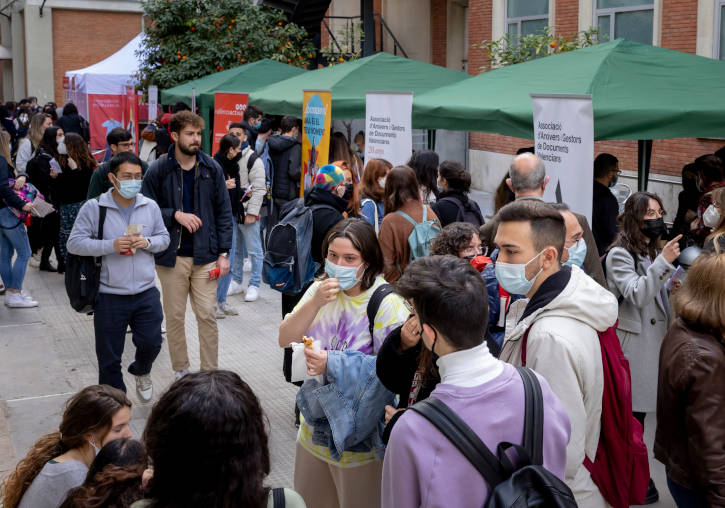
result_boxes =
[642,218,668,239]
[342,183,353,200]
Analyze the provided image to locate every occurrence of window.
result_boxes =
[595,0,654,46]
[506,0,548,42]
[718,0,725,60]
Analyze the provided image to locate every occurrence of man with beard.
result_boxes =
[142,111,233,379]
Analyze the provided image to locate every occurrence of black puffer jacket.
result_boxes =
[268,135,301,202]
[431,190,485,228]
[305,187,348,265]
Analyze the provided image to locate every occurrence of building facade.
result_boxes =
[327,0,725,210]
[0,0,143,106]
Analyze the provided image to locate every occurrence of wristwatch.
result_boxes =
[220,251,230,258]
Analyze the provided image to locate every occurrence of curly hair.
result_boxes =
[616,191,665,260]
[142,370,270,508]
[430,222,480,257]
[0,386,131,508]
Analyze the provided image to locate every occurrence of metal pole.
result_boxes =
[637,139,652,191]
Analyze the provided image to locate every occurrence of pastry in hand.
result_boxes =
[302,336,314,349]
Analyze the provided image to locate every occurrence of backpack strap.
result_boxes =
[520,326,532,366]
[246,151,260,172]
[395,210,417,226]
[517,366,544,466]
[439,196,466,222]
[272,488,285,508]
[410,398,504,487]
[95,198,107,270]
[366,283,393,339]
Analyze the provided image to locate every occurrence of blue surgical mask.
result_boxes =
[564,238,587,268]
[494,250,544,296]
[113,176,142,199]
[325,259,363,291]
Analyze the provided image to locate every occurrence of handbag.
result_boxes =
[65,201,106,314]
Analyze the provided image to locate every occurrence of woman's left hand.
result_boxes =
[305,348,328,376]
[13,176,26,189]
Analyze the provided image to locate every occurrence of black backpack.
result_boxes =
[410,367,577,508]
[438,196,485,227]
[65,200,106,314]
[282,283,393,384]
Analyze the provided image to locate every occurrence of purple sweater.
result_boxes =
[381,363,570,508]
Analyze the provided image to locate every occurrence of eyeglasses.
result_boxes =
[117,142,135,148]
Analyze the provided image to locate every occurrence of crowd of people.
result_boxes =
[1,99,725,508]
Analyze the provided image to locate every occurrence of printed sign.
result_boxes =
[531,94,595,223]
[301,90,332,196]
[212,92,249,154]
[124,85,139,154]
[148,86,158,122]
[365,91,413,167]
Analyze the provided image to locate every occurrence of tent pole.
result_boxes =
[637,139,652,191]
[202,106,212,153]
[427,129,436,151]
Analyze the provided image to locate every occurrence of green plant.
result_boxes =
[137,0,316,90]
[475,26,599,71]
[319,20,363,66]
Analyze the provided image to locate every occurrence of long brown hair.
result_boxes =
[616,191,665,260]
[65,133,97,170]
[333,160,361,217]
[0,385,131,508]
[705,187,725,253]
[673,252,725,338]
[494,173,514,212]
[359,158,392,203]
[383,165,420,214]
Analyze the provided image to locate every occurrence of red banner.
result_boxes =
[212,92,248,154]
[124,85,139,154]
[88,94,123,152]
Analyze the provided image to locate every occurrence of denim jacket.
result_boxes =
[297,349,394,461]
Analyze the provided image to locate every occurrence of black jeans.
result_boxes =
[93,287,164,392]
[39,212,60,264]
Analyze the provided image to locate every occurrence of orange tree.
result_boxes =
[137,0,315,90]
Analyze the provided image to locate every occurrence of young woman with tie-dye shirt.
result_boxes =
[278,218,408,508]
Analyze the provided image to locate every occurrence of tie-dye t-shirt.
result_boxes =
[292,275,408,467]
[291,275,408,355]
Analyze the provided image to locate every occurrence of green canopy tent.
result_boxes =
[249,52,471,120]
[160,59,307,151]
[412,39,725,190]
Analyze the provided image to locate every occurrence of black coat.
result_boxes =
[305,187,348,265]
[214,151,243,221]
[26,149,57,204]
[592,180,619,256]
[56,114,89,142]
[0,155,26,212]
[142,146,233,268]
[268,135,301,203]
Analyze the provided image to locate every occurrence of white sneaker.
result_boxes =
[28,253,40,268]
[20,291,38,305]
[215,306,226,319]
[244,285,259,302]
[135,374,153,402]
[227,280,244,296]
[243,258,252,272]
[218,301,238,315]
[5,292,38,308]
[174,369,190,381]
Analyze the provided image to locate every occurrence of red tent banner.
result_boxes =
[212,92,248,154]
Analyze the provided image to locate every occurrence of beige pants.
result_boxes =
[156,257,218,371]
[293,442,382,508]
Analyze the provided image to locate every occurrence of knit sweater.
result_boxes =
[378,200,439,283]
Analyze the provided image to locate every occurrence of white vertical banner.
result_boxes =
[148,86,158,121]
[365,91,413,167]
[531,94,594,224]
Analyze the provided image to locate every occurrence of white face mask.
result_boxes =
[703,204,721,229]
[57,136,67,155]
[378,177,386,188]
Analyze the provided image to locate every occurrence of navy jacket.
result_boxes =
[142,145,233,268]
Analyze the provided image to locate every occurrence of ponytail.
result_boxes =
[0,431,65,508]
[439,160,471,193]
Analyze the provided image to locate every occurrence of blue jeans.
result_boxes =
[217,221,237,304]
[667,476,707,508]
[93,287,164,392]
[231,219,263,288]
[0,207,31,290]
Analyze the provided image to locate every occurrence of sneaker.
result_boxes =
[5,292,38,308]
[244,285,259,302]
[218,301,238,315]
[174,369,190,381]
[20,291,38,306]
[643,479,659,505]
[135,374,153,402]
[227,279,244,296]
[28,252,41,268]
[243,258,252,272]
[0,283,5,295]
[39,261,57,272]
[215,306,226,319]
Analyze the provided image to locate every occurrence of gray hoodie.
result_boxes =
[67,190,170,295]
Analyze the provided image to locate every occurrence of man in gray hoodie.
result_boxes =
[67,152,170,402]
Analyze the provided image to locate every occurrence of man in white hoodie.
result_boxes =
[494,199,618,508]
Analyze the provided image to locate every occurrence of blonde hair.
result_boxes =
[0,130,13,171]
[704,187,725,253]
[672,252,725,336]
[27,113,51,148]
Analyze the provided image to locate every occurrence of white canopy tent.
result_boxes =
[64,34,143,150]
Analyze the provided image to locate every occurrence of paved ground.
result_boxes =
[0,251,675,506]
